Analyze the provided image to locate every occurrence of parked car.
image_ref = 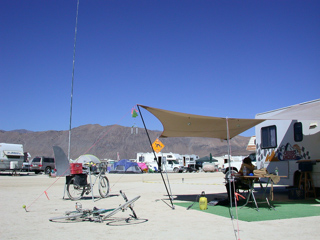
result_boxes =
[30,157,55,174]
[21,162,31,172]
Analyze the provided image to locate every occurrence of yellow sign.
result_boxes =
[152,138,165,153]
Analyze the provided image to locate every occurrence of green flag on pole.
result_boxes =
[132,109,138,118]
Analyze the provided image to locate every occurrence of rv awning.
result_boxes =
[138,105,265,140]
[3,151,24,156]
[259,99,320,120]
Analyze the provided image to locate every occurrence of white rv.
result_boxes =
[255,99,320,188]
[136,152,183,172]
[181,154,199,168]
[0,143,24,171]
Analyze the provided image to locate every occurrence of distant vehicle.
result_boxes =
[21,152,32,172]
[223,153,256,179]
[136,152,183,172]
[21,162,31,172]
[30,156,55,174]
[0,143,24,171]
[180,154,199,168]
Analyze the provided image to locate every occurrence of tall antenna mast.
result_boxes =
[68,0,80,161]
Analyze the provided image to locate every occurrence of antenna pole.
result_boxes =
[68,0,80,161]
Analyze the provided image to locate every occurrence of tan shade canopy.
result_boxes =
[138,105,265,140]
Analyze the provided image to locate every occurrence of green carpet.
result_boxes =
[175,199,320,222]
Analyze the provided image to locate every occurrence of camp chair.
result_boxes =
[236,181,250,199]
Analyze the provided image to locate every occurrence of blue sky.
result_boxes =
[1,0,319,137]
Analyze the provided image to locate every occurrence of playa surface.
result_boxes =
[0,172,319,240]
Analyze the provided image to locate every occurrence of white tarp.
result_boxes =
[53,146,71,177]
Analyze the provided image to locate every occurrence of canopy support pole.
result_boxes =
[137,105,175,209]
[226,118,240,240]
[226,118,234,214]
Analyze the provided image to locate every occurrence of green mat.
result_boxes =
[175,200,320,222]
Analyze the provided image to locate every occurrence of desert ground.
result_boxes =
[0,171,319,240]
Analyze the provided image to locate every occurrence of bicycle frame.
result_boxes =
[49,191,140,223]
[85,167,102,200]
[66,162,109,201]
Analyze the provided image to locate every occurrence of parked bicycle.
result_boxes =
[49,191,140,223]
[66,162,110,200]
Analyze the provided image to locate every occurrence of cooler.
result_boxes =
[70,163,83,174]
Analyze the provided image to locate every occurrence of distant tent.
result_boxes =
[74,154,101,165]
[197,156,218,163]
[110,159,142,174]
[196,155,218,170]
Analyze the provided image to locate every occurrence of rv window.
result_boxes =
[294,122,303,142]
[44,158,54,163]
[261,125,277,149]
[32,158,41,163]
[7,155,21,159]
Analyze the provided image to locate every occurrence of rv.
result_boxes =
[136,152,183,172]
[180,154,199,168]
[255,99,320,188]
[0,143,24,171]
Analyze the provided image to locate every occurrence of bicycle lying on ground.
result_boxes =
[49,191,140,223]
[66,162,110,200]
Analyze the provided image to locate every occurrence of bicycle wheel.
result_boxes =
[98,176,110,198]
[49,211,84,222]
[67,176,85,200]
[103,195,140,220]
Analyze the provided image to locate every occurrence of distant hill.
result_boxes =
[0,124,253,160]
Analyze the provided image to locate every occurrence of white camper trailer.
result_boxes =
[181,154,199,168]
[0,143,24,171]
[136,152,182,172]
[255,99,320,188]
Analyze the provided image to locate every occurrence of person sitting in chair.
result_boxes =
[225,156,255,204]
[239,156,255,176]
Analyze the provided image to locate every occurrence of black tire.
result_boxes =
[225,169,238,180]
[98,176,110,198]
[173,168,179,173]
[45,167,51,175]
[34,170,40,174]
[67,177,85,200]
[102,196,140,220]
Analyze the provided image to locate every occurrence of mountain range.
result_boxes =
[0,124,252,160]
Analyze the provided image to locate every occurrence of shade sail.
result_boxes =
[138,105,265,140]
